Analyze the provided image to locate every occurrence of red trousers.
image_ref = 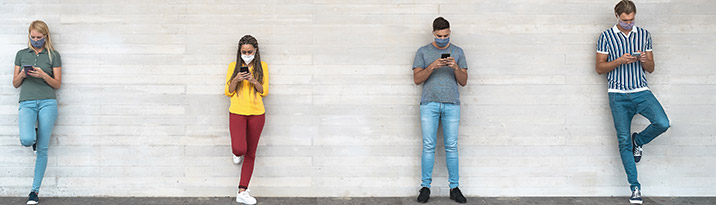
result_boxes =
[230,113,265,189]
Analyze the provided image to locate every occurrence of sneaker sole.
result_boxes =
[27,201,38,205]
[629,199,643,204]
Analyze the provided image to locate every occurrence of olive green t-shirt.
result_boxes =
[14,48,62,102]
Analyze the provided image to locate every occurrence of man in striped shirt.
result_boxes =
[595,1,670,204]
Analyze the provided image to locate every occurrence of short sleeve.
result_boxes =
[14,50,22,66]
[645,32,653,52]
[412,48,425,70]
[51,51,62,67]
[457,48,468,69]
[596,33,610,54]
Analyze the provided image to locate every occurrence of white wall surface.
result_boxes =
[1,0,715,197]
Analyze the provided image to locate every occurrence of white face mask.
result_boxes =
[241,54,255,65]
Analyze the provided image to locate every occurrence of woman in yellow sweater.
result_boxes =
[224,35,268,205]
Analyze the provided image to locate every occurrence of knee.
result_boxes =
[20,138,34,147]
[232,147,246,156]
[654,120,670,132]
[422,143,436,153]
[444,142,458,152]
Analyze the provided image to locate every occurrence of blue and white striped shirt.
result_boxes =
[597,25,653,93]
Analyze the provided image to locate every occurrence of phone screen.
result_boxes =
[240,66,249,73]
[23,65,33,74]
[441,53,451,59]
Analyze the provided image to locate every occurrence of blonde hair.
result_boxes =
[27,20,56,63]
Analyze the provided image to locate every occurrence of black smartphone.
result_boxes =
[441,53,451,59]
[23,65,33,74]
[240,66,249,73]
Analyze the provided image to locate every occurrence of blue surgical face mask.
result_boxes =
[618,20,634,31]
[31,38,46,48]
[435,37,450,48]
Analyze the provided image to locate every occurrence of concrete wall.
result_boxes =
[1,0,715,197]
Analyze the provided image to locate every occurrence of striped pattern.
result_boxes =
[597,25,653,91]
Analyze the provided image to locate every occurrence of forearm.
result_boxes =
[13,76,23,88]
[43,76,61,89]
[251,80,264,94]
[642,60,655,73]
[596,60,622,74]
[454,68,468,86]
[413,67,433,85]
[228,80,238,93]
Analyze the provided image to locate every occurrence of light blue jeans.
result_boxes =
[420,102,460,189]
[19,99,58,193]
[608,90,670,191]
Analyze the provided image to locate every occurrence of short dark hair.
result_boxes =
[614,0,636,16]
[432,17,450,31]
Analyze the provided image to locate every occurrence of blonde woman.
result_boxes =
[225,35,269,205]
[12,20,62,205]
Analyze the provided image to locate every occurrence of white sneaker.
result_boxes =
[232,155,243,165]
[236,189,257,204]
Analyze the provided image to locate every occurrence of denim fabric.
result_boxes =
[420,102,460,189]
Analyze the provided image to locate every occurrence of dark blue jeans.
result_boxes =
[608,90,670,191]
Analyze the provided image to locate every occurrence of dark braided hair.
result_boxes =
[230,35,264,96]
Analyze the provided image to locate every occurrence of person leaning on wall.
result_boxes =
[595,1,670,204]
[412,17,469,204]
[224,34,269,205]
[12,20,63,205]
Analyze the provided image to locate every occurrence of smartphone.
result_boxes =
[23,65,33,74]
[441,53,451,59]
[240,66,249,73]
[631,52,641,58]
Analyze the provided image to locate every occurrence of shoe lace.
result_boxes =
[634,146,643,156]
[632,188,641,198]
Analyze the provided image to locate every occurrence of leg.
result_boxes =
[230,113,248,157]
[32,99,57,192]
[18,101,38,147]
[633,91,670,146]
[608,93,640,191]
[239,114,265,189]
[441,103,460,189]
[419,102,440,188]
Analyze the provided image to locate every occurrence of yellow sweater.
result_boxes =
[224,61,269,115]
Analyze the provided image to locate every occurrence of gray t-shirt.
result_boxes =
[412,43,468,105]
[14,48,62,102]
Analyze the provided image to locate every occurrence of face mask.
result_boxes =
[31,38,46,48]
[241,54,255,65]
[618,20,634,31]
[435,37,450,48]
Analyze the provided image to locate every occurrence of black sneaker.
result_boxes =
[417,187,430,203]
[32,143,37,155]
[632,133,642,163]
[629,187,643,204]
[450,187,467,203]
[27,191,39,205]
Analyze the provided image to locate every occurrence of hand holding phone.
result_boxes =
[631,52,641,58]
[23,65,34,75]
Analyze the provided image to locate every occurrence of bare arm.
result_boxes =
[12,65,26,88]
[640,51,655,73]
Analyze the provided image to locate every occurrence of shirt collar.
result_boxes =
[611,24,637,34]
[26,47,48,54]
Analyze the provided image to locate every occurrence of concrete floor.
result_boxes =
[2,197,716,205]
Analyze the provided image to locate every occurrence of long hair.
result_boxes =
[229,35,264,96]
[28,20,56,63]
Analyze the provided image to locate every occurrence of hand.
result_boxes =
[445,57,458,69]
[619,53,638,65]
[18,68,27,79]
[27,67,46,79]
[428,58,447,71]
[636,51,647,63]
[242,72,257,84]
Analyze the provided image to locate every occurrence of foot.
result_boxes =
[629,187,643,204]
[417,187,430,203]
[32,143,37,155]
[632,133,642,163]
[236,189,257,205]
[27,192,39,205]
[232,155,243,165]
[450,187,467,203]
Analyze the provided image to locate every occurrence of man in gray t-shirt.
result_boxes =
[412,17,468,204]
